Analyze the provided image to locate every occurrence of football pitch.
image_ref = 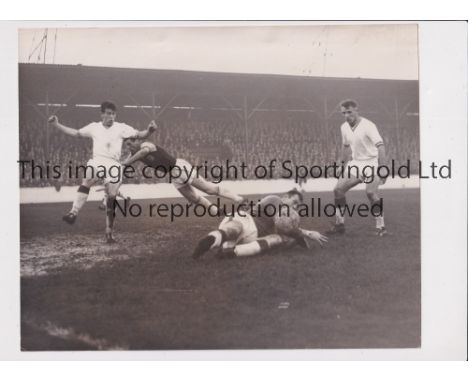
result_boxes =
[20,189,420,350]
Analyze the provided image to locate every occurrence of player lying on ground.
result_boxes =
[192,189,328,259]
[48,101,156,243]
[328,99,388,237]
[122,138,244,213]
[216,229,326,259]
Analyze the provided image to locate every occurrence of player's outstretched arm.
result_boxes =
[135,120,158,139]
[274,215,328,249]
[285,226,328,248]
[121,147,151,166]
[299,229,328,248]
[48,115,81,137]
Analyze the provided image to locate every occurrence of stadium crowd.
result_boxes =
[19,110,420,187]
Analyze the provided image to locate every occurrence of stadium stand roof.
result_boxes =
[19,63,418,112]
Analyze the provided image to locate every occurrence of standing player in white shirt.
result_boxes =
[48,101,155,243]
[327,99,388,236]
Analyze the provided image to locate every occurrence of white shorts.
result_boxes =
[171,158,196,189]
[219,212,258,248]
[345,158,378,182]
[86,157,123,185]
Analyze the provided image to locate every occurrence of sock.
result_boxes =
[234,241,262,257]
[375,215,385,229]
[105,196,116,233]
[371,200,385,229]
[335,196,346,225]
[207,229,226,249]
[71,185,90,215]
[233,236,281,257]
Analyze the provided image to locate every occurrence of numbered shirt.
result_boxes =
[79,122,138,161]
[340,117,384,161]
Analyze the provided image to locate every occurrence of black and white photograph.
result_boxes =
[17,23,424,351]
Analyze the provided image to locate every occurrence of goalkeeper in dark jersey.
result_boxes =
[122,138,243,214]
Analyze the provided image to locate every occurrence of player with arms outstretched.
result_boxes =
[192,189,327,259]
[122,138,244,213]
[328,99,388,236]
[48,101,155,243]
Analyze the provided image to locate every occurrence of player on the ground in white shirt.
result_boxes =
[48,101,156,243]
[192,190,327,259]
[327,99,388,236]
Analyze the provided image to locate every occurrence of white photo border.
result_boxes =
[1,20,466,360]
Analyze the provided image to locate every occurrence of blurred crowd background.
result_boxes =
[19,114,419,187]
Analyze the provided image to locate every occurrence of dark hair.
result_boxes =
[287,188,304,203]
[340,99,358,109]
[101,101,117,113]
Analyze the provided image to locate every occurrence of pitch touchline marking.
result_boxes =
[24,318,128,350]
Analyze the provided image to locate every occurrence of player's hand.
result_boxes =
[48,115,58,125]
[302,230,328,248]
[148,120,157,133]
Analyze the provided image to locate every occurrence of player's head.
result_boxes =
[100,101,117,127]
[124,137,143,153]
[282,188,304,210]
[340,99,359,125]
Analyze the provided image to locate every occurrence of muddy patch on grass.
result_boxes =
[21,229,178,277]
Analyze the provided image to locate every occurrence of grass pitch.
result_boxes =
[20,189,420,350]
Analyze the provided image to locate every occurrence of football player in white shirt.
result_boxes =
[327,99,388,236]
[48,101,156,243]
[192,190,327,259]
